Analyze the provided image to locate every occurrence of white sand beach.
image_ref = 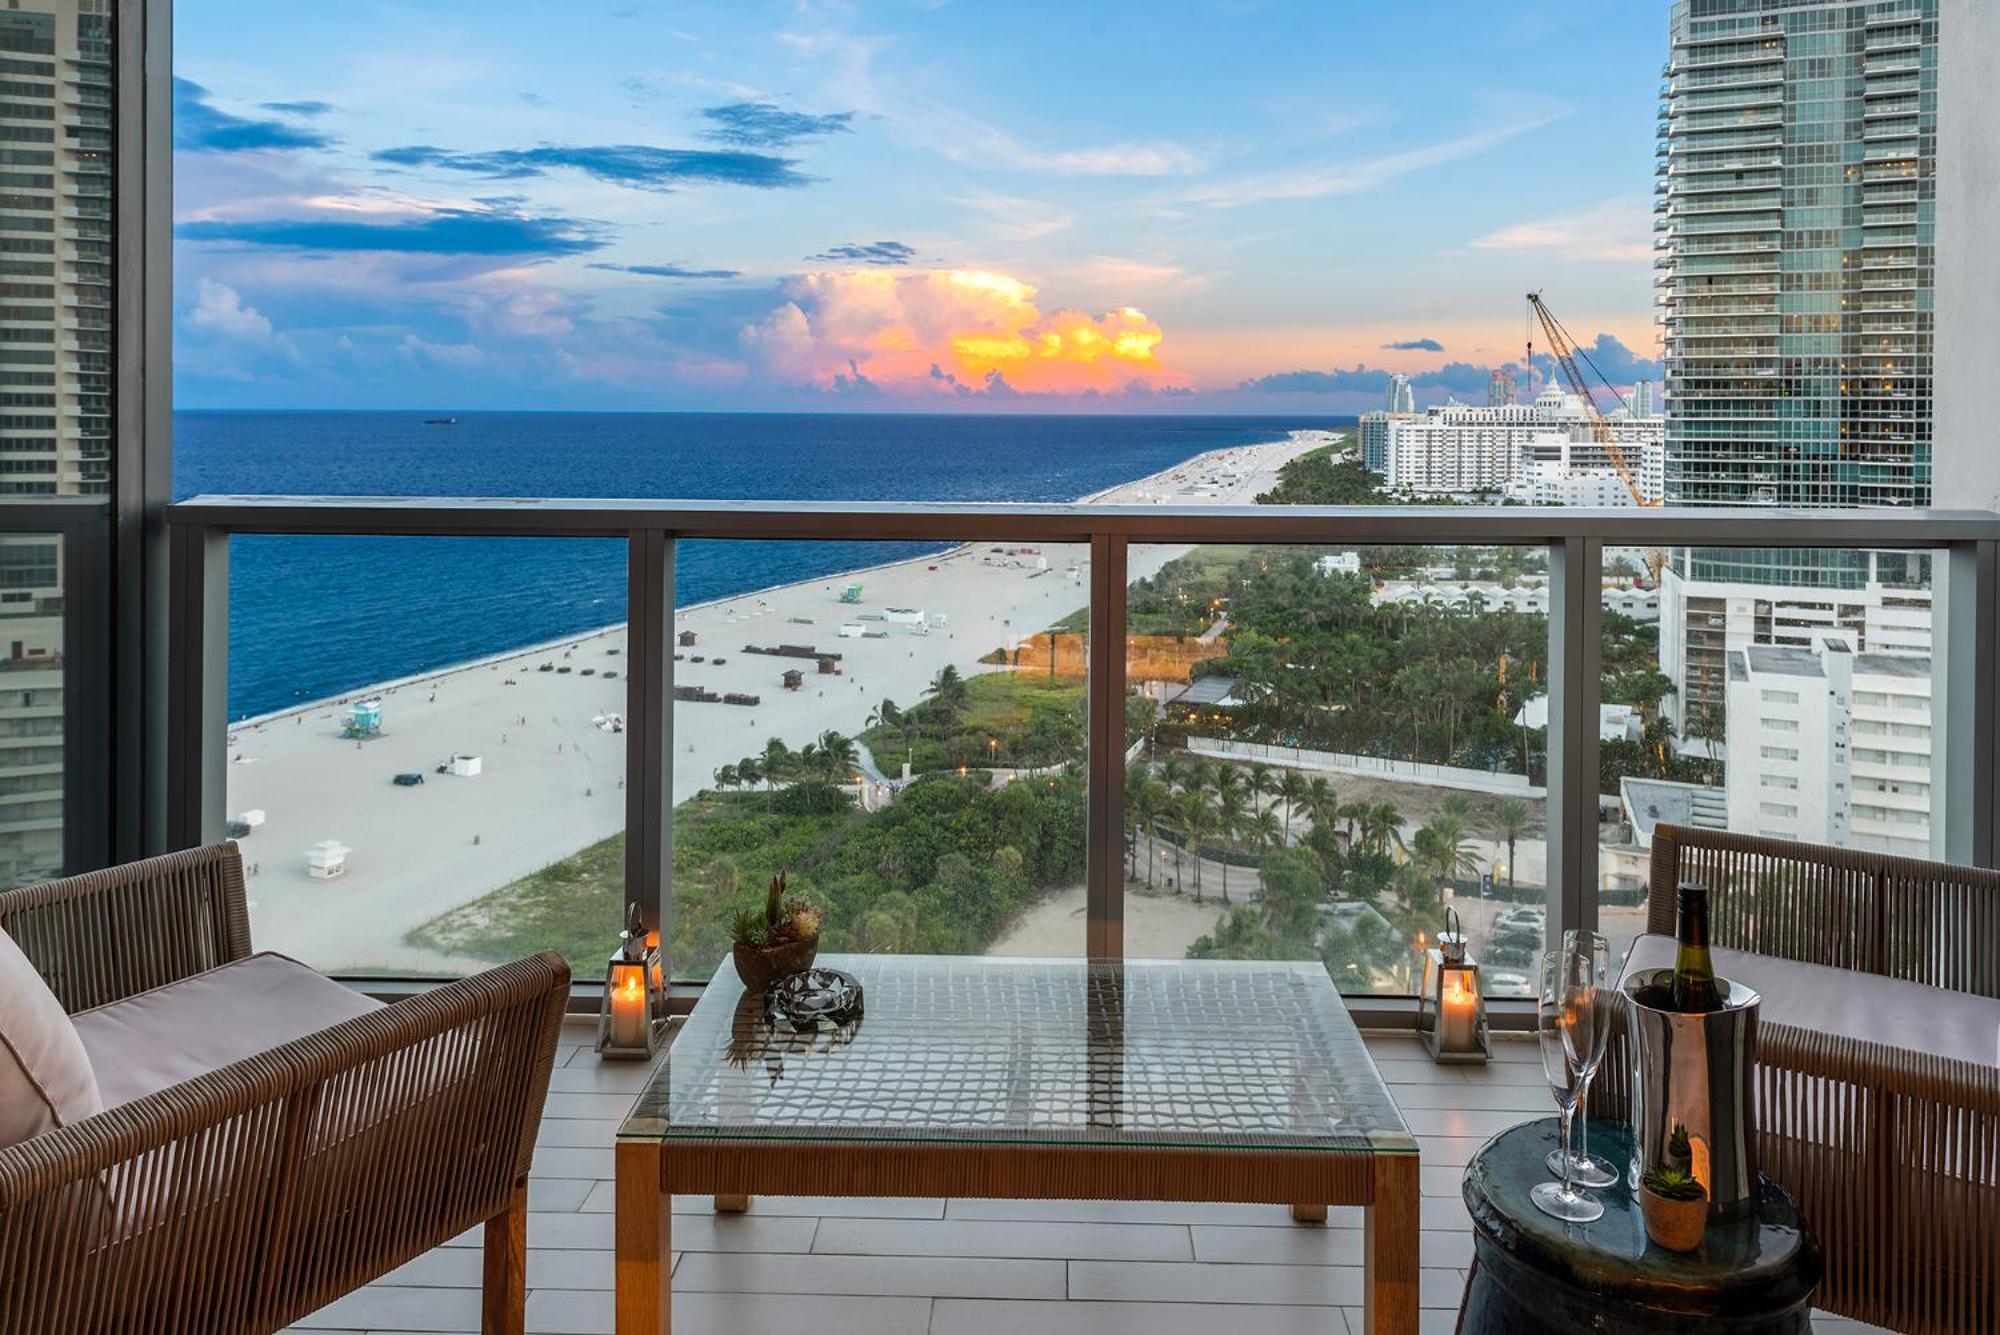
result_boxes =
[225,432,1324,972]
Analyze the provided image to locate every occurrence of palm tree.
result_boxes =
[1487,798,1533,890]
[1683,701,1726,759]
[1216,785,1249,905]
[736,756,765,809]
[712,762,739,794]
[927,664,969,724]
[1133,777,1168,890]
[761,736,792,792]
[1247,806,1284,870]
[1177,791,1212,902]
[816,729,858,782]
[1248,761,1276,814]
[1277,770,1309,845]
[1358,803,1404,858]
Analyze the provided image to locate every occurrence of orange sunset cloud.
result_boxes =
[742,268,1187,397]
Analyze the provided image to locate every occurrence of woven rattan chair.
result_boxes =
[0,842,572,1335]
[1593,824,2000,1334]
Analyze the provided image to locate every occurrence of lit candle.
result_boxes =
[1441,969,1477,1052]
[608,962,649,1051]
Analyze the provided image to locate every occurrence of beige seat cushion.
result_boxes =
[0,925,102,1146]
[74,951,382,1110]
[1621,933,2000,1069]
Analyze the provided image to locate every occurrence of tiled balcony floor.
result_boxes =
[291,1021,1889,1335]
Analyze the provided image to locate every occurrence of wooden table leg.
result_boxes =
[1363,1154,1420,1335]
[481,1178,527,1335]
[714,1194,750,1213]
[616,1141,671,1335]
[1289,1203,1327,1223]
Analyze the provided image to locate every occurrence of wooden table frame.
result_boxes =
[615,1135,1420,1335]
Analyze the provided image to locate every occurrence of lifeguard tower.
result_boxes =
[341,699,383,739]
[305,839,350,880]
[839,582,864,604]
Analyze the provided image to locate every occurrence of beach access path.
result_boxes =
[225,433,1322,973]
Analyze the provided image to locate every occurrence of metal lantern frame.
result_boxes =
[597,902,668,1060]
[1417,905,1491,1064]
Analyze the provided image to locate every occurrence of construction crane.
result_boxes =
[1526,291,1668,588]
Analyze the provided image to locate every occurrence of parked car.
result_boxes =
[392,772,425,787]
[1482,970,1534,999]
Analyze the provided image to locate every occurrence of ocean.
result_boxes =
[174,411,1348,720]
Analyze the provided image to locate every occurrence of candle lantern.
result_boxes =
[1417,906,1490,1064]
[597,902,667,1060]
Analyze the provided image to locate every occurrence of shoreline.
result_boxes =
[227,429,1333,972]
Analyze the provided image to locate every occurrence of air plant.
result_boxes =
[729,871,821,949]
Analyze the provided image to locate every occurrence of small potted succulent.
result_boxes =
[1640,1125,1709,1253]
[730,871,821,992]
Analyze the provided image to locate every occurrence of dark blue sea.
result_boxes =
[173,412,1348,720]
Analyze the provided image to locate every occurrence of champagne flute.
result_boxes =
[1532,948,1603,1223]
[1545,930,1618,1189]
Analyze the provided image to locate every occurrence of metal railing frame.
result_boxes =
[162,496,2000,1011]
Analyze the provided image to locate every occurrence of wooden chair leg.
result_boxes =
[482,1179,528,1335]
[1289,1203,1327,1223]
[714,1193,750,1213]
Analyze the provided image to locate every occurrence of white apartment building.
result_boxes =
[1383,382,1665,502]
[1724,640,1932,859]
[1659,550,1933,732]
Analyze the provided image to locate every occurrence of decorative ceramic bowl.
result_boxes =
[1640,1184,1708,1253]
[732,935,818,992]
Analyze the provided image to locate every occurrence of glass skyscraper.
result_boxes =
[1658,0,1936,508]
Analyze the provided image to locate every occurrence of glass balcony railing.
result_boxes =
[161,498,2000,1011]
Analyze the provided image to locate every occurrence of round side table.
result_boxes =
[1458,1119,1821,1335]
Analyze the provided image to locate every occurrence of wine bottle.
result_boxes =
[1670,880,1723,1013]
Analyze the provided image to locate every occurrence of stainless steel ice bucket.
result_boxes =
[1622,968,1761,1220]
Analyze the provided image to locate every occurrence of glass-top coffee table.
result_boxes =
[614,954,1421,1334]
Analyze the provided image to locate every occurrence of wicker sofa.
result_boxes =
[1595,824,2000,1334]
[0,842,571,1335]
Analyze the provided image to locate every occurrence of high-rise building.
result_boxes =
[0,0,113,497]
[1657,0,1936,508]
[0,0,110,884]
[1356,410,1411,473]
[1487,368,1516,408]
[1631,378,1657,419]
[1382,387,1665,503]
[1386,372,1414,415]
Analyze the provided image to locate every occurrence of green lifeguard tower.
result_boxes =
[839,581,864,604]
[342,698,383,739]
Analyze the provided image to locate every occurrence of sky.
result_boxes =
[173,0,1669,414]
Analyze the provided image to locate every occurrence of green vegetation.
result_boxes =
[1253,437,1388,506]
[858,665,1085,776]
[410,714,1086,979]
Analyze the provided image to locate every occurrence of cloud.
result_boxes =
[776,22,1197,177]
[177,205,606,258]
[952,191,1073,241]
[261,99,334,116]
[1538,332,1662,386]
[181,278,301,371]
[1468,196,1653,263]
[399,333,485,369]
[1240,336,1658,402]
[1382,337,1444,352]
[805,241,916,266]
[1172,115,1563,207]
[589,261,743,280]
[700,101,854,148]
[741,267,1187,398]
[174,78,335,153]
[371,143,810,191]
